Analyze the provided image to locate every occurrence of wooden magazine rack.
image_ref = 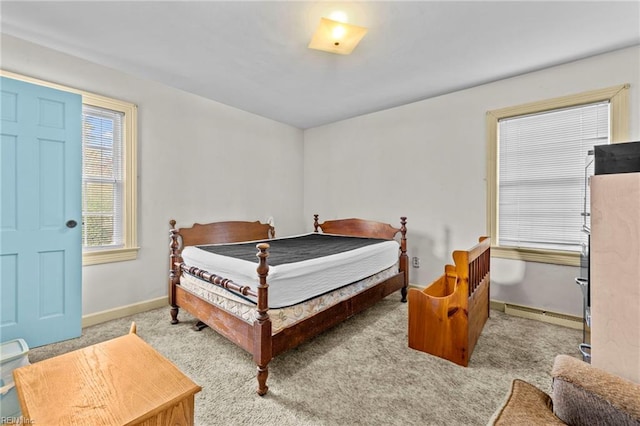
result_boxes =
[408,237,490,366]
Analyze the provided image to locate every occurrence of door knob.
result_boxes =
[66,220,78,228]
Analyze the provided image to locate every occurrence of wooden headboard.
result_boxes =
[169,220,275,249]
[313,214,405,240]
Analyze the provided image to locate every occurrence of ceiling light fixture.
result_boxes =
[308,15,368,55]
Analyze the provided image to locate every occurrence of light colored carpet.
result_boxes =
[30,297,581,425]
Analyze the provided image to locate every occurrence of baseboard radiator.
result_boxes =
[490,300,583,330]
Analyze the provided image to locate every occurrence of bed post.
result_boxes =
[169,220,180,324]
[254,243,272,396]
[400,217,408,303]
[313,214,320,232]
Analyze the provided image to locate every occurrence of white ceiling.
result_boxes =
[1,1,639,129]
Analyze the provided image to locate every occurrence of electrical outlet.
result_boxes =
[412,257,420,268]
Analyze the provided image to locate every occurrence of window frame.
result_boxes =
[486,84,629,266]
[1,70,138,266]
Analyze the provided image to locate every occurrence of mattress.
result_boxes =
[180,233,400,309]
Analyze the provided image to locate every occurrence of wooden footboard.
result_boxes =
[169,219,274,395]
[168,215,408,395]
[407,236,490,366]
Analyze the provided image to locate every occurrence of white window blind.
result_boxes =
[82,105,124,249]
[498,102,609,252]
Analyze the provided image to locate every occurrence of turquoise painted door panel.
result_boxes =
[1,77,82,348]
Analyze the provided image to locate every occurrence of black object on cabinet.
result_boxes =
[595,140,640,175]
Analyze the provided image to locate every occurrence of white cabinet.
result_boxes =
[590,172,640,384]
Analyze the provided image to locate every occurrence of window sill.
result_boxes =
[83,247,139,266]
[491,246,580,267]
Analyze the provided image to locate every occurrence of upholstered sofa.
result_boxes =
[489,354,640,425]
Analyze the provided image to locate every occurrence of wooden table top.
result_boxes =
[13,333,201,425]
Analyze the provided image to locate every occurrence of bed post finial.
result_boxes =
[399,217,408,303]
[169,220,180,324]
[313,214,320,232]
[256,243,270,320]
[255,243,272,396]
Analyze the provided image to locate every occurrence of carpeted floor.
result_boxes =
[30,297,581,425]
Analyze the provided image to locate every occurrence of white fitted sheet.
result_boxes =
[180,233,400,308]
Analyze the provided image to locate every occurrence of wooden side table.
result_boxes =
[13,333,201,425]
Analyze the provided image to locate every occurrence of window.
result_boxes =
[82,106,124,247]
[81,94,138,265]
[498,102,609,252]
[487,84,629,265]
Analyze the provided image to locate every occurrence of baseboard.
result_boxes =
[82,284,422,328]
[491,300,583,330]
[81,294,582,331]
[490,300,506,312]
[82,296,168,328]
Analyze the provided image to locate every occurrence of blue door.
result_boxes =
[1,77,82,348]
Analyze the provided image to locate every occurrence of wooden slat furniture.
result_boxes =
[169,214,408,395]
[13,331,201,425]
[408,236,490,366]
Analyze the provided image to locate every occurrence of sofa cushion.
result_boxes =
[488,379,565,425]
[552,355,640,426]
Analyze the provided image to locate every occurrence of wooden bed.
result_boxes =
[407,236,490,367]
[169,214,408,395]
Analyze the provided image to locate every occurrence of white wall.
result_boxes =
[304,46,640,316]
[0,34,305,315]
[3,33,638,318]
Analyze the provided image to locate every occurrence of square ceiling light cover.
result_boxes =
[308,17,368,55]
